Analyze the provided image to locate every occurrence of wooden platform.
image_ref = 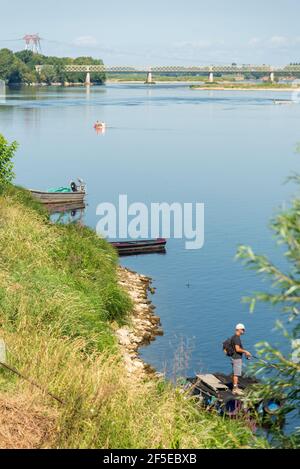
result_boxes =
[196,374,229,392]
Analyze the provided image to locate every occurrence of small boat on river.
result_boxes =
[94,121,106,129]
[94,121,106,134]
[183,373,283,422]
[273,99,293,105]
[110,238,167,256]
[30,179,86,206]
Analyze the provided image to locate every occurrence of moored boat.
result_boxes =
[110,238,167,256]
[183,373,283,422]
[30,179,86,205]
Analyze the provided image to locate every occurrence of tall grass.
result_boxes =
[0,186,131,352]
[0,186,268,448]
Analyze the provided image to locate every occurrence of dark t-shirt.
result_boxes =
[231,335,243,359]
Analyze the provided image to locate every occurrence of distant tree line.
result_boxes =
[0,49,106,85]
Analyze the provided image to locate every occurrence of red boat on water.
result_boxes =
[110,238,167,256]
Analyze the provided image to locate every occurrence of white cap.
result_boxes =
[236,323,246,331]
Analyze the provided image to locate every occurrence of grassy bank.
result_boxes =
[0,186,268,448]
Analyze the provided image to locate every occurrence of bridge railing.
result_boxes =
[35,64,300,74]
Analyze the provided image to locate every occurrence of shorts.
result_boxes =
[232,359,242,377]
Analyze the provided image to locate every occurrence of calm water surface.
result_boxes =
[1,84,299,384]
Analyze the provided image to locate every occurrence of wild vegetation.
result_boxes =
[1,132,299,448]
[237,177,300,448]
[0,187,269,448]
[107,73,210,82]
[0,49,105,85]
[0,134,18,189]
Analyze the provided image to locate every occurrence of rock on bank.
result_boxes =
[115,267,163,378]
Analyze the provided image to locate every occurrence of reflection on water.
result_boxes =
[1,83,280,110]
[0,79,5,104]
[50,206,86,226]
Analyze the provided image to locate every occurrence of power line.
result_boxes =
[0,38,23,42]
[42,38,224,65]
[0,35,229,66]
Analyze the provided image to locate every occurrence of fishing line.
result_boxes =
[252,355,281,370]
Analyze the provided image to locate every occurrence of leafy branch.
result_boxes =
[0,134,18,189]
[237,175,300,445]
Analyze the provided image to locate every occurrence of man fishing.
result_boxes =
[224,324,252,395]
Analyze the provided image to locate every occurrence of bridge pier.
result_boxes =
[270,71,275,83]
[208,71,214,83]
[0,79,5,104]
[85,71,91,86]
[145,71,154,84]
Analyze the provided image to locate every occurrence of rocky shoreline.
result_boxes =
[115,266,163,378]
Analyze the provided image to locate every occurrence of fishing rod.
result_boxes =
[0,361,65,405]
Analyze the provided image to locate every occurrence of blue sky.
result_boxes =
[1,0,300,65]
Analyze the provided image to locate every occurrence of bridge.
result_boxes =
[35,64,300,84]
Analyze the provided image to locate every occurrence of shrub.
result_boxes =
[0,134,18,189]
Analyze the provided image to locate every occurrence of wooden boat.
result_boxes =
[30,189,85,205]
[183,373,283,421]
[30,180,86,206]
[110,238,167,256]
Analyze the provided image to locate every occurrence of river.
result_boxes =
[1,83,299,383]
